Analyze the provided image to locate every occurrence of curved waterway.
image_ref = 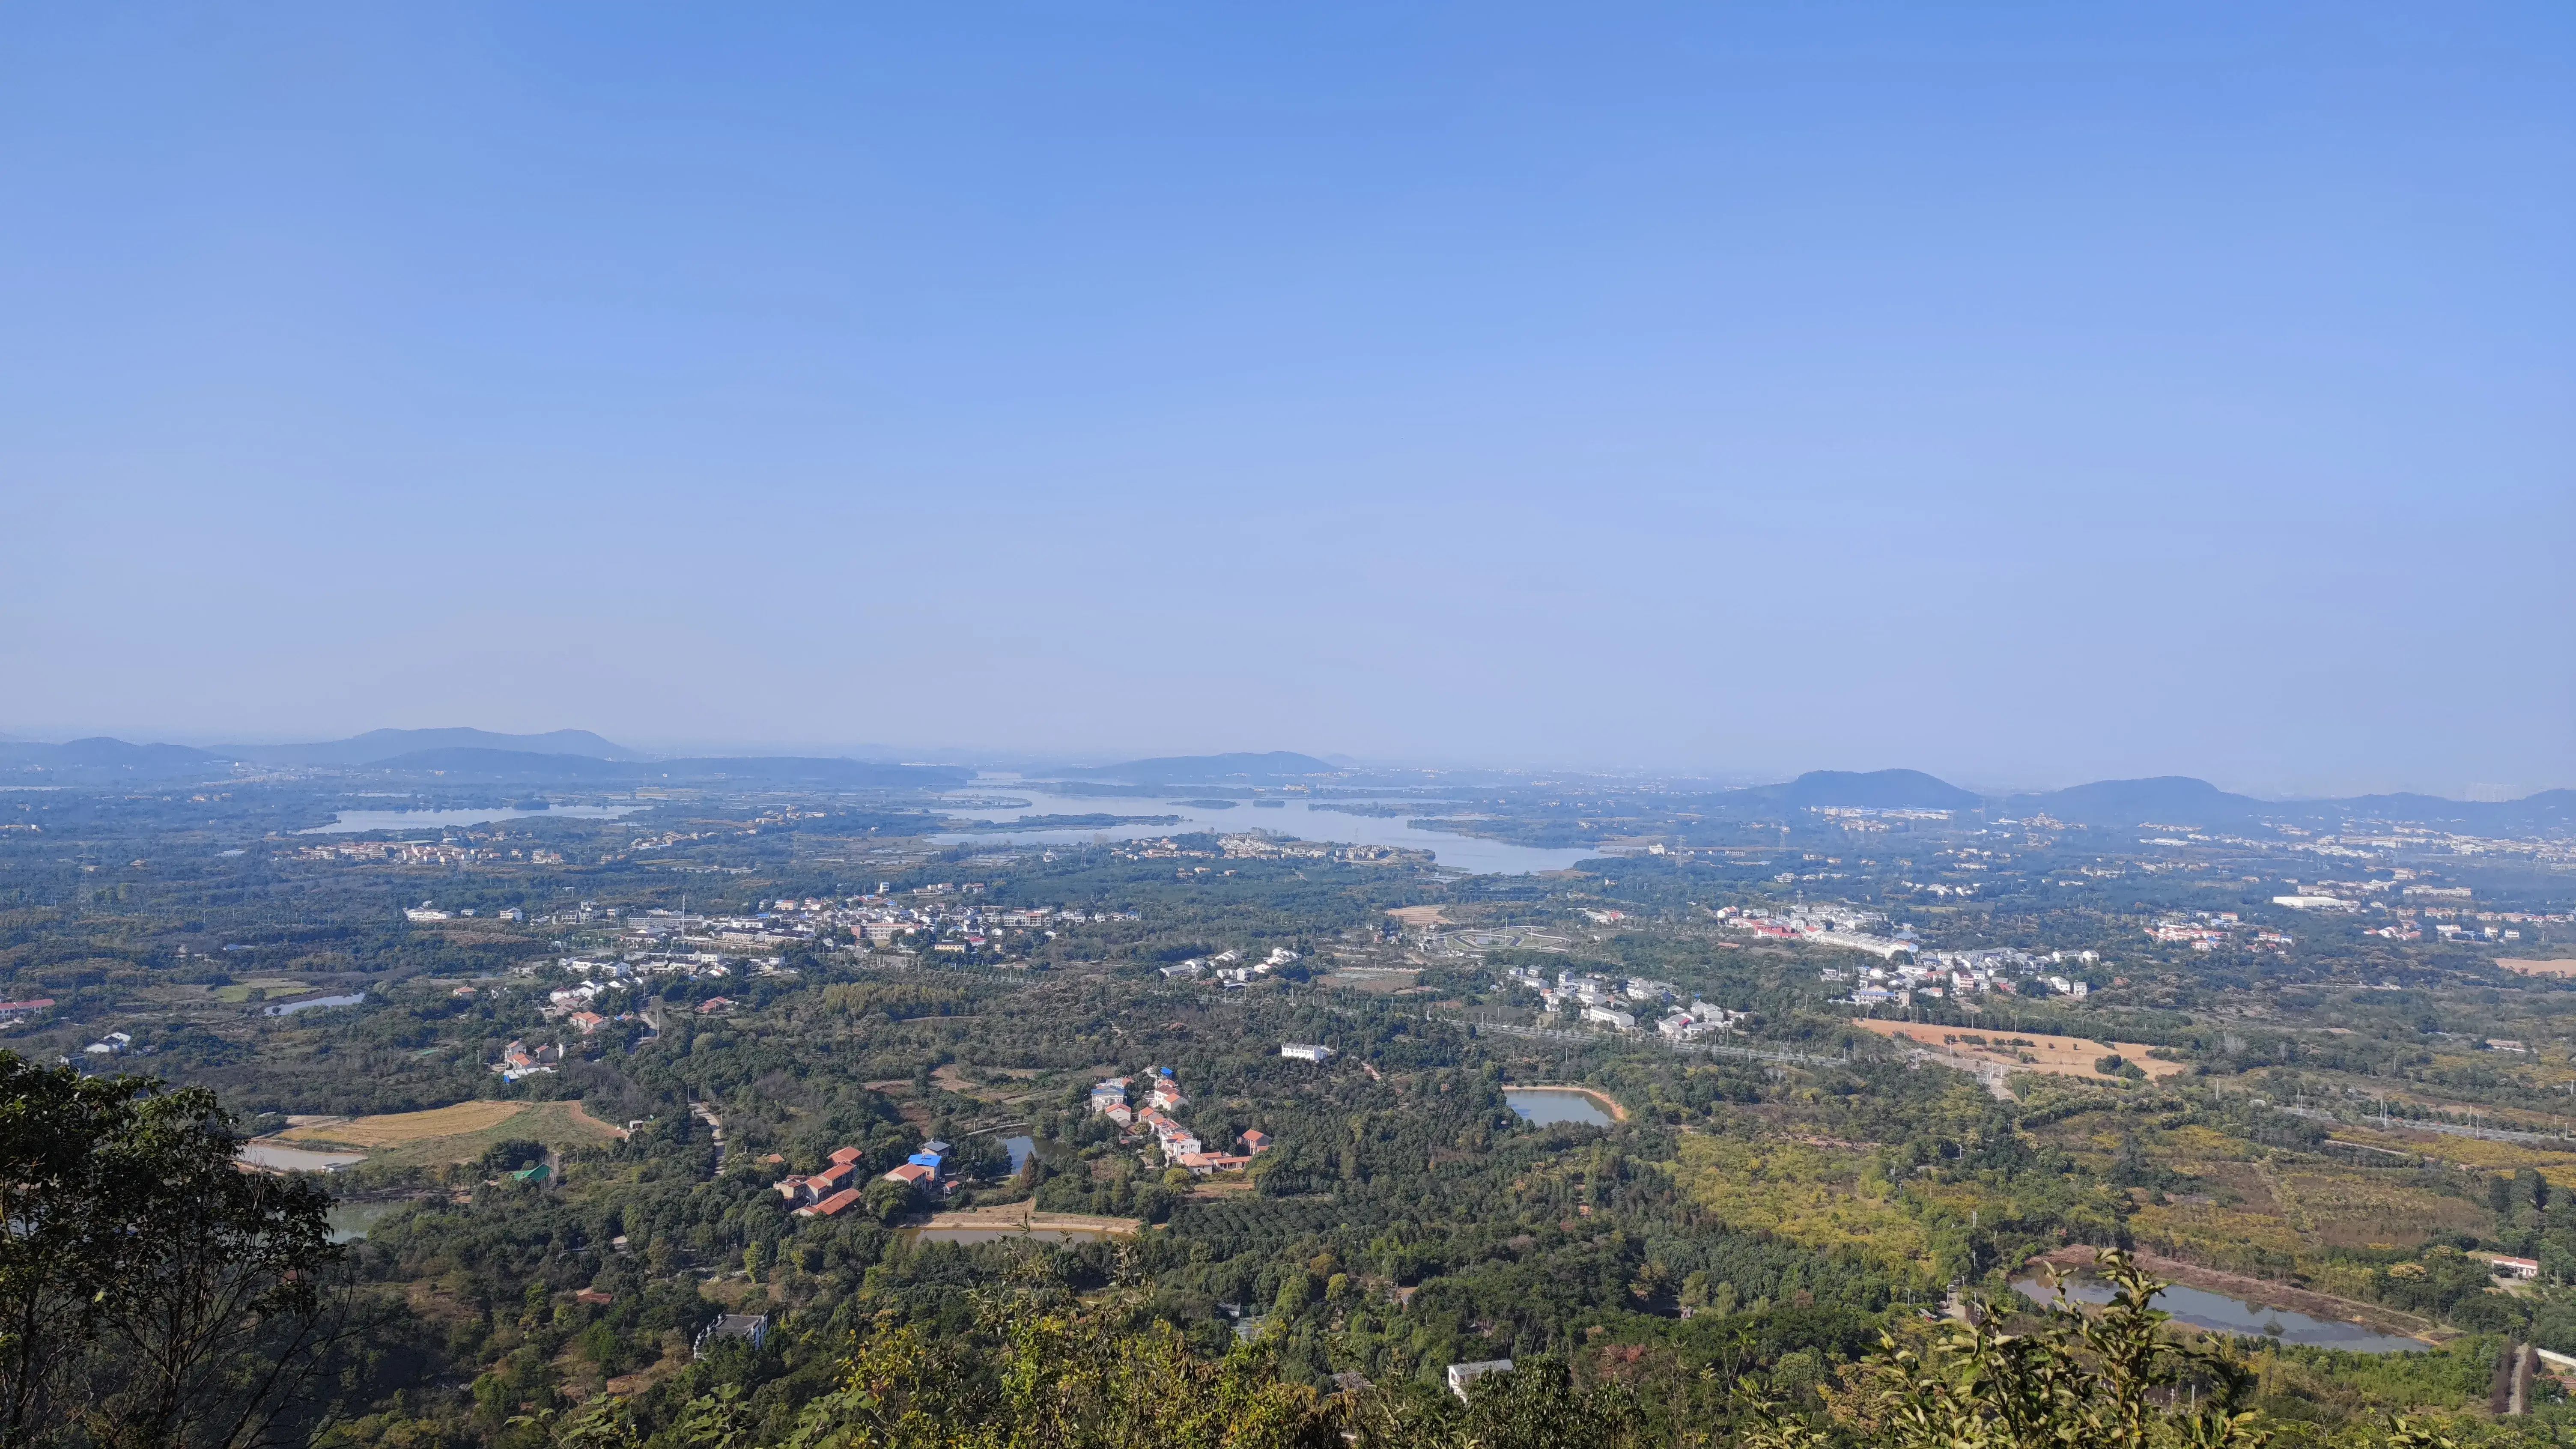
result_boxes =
[935,777,1598,876]
[2012,1276,2430,1354]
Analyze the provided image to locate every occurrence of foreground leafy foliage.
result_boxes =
[500,1252,2480,1449]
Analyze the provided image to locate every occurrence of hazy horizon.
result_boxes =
[5,5,2569,802]
[0,716,2561,804]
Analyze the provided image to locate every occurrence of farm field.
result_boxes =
[276,1100,528,1147]
[274,1100,626,1169]
[1847,1017,2188,1082]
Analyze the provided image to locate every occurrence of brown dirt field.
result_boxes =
[921,1209,1141,1235]
[1385,906,1451,927]
[2500,958,2576,977]
[277,1100,526,1147]
[1850,1018,2187,1082]
[1324,969,1421,994]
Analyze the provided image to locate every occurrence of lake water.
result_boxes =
[933,778,1598,876]
[1004,1135,1036,1174]
[2012,1276,2429,1354]
[264,992,367,1017]
[240,1140,365,1172]
[1506,1088,1617,1128]
[297,805,643,835]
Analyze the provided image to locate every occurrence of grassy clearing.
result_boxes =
[210,978,306,1003]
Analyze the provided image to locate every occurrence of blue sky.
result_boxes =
[3,3,2569,796]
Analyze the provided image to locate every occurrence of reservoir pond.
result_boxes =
[1505,1088,1617,1128]
[2012,1276,2429,1354]
[265,993,367,1017]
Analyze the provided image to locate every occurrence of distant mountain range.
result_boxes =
[0,733,2563,832]
[355,748,969,789]
[222,727,648,766]
[0,730,966,789]
[1052,751,1339,786]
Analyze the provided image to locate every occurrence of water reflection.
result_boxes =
[1505,1088,1616,1127]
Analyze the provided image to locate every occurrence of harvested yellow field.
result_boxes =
[276,1100,625,1169]
[277,1100,527,1148]
[1849,1017,2188,1082]
[1385,906,1451,927]
[2499,957,2576,978]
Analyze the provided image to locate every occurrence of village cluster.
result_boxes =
[1088,1068,1272,1174]
[1507,966,1744,1040]
[1842,948,2106,1007]
[1156,945,1300,984]
[769,1139,957,1220]
[1115,834,1406,866]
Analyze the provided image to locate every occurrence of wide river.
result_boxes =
[934,778,1598,876]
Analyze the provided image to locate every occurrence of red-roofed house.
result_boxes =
[1240,1130,1270,1154]
[884,1162,934,1186]
[829,1146,863,1166]
[808,1163,856,1194]
[1175,1152,1255,1175]
[797,1187,861,1218]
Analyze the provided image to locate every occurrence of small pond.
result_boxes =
[1003,1135,1036,1174]
[2012,1276,2430,1354]
[1505,1088,1616,1128]
[265,993,367,1017]
[327,1201,410,1243]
